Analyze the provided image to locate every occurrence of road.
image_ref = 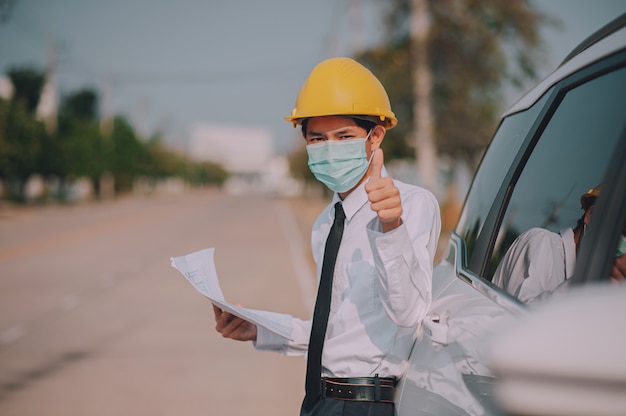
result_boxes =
[0,189,328,416]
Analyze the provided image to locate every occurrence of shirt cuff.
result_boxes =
[253,326,289,352]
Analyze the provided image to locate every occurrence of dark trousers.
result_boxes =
[300,397,395,416]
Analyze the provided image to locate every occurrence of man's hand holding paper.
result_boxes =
[170,248,292,340]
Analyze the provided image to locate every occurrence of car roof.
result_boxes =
[561,13,626,65]
[503,13,626,118]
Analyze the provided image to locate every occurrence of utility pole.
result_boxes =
[348,0,364,54]
[36,40,58,135]
[410,0,437,194]
[99,77,113,137]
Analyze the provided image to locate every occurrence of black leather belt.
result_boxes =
[321,376,397,403]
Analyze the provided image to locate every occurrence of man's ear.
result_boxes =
[369,125,386,150]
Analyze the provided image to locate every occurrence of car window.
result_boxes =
[488,66,626,299]
[456,93,550,267]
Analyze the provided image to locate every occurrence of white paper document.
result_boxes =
[170,248,292,340]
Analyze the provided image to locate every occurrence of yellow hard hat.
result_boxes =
[580,185,601,210]
[285,57,397,129]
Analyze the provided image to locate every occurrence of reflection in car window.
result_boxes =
[488,66,626,293]
[456,93,550,267]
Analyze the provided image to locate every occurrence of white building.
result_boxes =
[189,123,273,173]
[188,123,300,196]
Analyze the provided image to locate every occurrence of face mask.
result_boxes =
[617,235,626,257]
[306,133,372,193]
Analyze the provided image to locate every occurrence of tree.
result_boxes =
[60,88,98,120]
[287,144,332,198]
[57,116,104,181]
[357,0,552,168]
[0,100,46,200]
[7,67,46,115]
[108,117,148,192]
[0,70,231,202]
[287,146,311,185]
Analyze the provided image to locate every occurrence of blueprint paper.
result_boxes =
[171,248,292,340]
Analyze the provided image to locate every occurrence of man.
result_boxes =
[213,57,441,416]
[493,185,625,302]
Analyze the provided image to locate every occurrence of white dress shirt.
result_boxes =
[492,227,576,303]
[255,169,441,379]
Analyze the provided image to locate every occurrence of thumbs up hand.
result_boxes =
[365,148,403,232]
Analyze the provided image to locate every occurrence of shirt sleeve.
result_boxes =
[495,229,561,303]
[366,187,441,328]
[517,234,558,304]
[253,315,311,356]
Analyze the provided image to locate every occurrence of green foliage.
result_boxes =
[185,161,229,186]
[357,0,551,163]
[287,144,312,183]
[357,41,415,160]
[0,76,229,202]
[108,117,148,191]
[57,116,105,179]
[7,67,45,115]
[61,88,98,120]
[287,140,331,197]
[0,100,44,182]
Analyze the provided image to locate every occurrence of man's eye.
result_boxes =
[308,137,324,143]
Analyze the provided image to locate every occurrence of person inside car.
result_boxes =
[492,186,600,303]
[611,222,626,282]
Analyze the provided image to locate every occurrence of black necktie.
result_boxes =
[304,202,345,405]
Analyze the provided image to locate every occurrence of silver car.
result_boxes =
[396,13,626,416]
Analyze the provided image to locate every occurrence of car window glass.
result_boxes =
[488,67,626,297]
[456,93,550,266]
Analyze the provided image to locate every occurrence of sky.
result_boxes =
[1,0,625,156]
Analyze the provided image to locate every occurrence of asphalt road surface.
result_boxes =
[0,189,328,416]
